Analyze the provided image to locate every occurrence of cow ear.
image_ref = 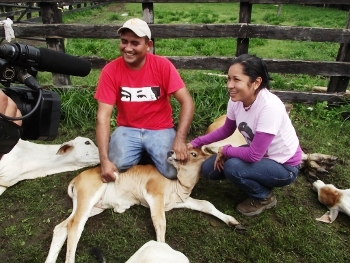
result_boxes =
[316,210,339,223]
[56,142,74,155]
[201,145,217,155]
[316,211,332,223]
[201,145,219,156]
[284,103,293,115]
[328,209,339,223]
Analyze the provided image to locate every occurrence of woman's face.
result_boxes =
[226,63,261,105]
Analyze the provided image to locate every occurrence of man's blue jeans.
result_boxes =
[108,126,177,179]
[201,154,300,199]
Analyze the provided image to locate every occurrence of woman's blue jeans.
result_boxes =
[201,154,300,199]
[108,126,177,179]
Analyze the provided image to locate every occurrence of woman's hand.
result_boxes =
[214,147,225,171]
[186,142,194,149]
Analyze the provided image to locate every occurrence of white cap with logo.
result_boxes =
[117,18,151,39]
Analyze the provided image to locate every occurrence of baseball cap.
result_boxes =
[117,18,151,39]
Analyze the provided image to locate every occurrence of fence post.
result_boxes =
[39,2,71,86]
[327,11,350,93]
[26,2,32,19]
[277,4,282,16]
[236,1,252,56]
[142,2,155,54]
[4,5,14,21]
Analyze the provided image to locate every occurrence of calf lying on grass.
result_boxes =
[0,137,100,196]
[125,240,189,263]
[313,180,350,223]
[45,148,245,263]
[89,240,189,263]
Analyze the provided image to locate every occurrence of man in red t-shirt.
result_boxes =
[94,18,194,182]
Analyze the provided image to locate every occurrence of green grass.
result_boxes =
[1,3,350,263]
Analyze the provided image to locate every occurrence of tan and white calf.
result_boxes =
[313,180,350,223]
[0,137,100,196]
[45,148,244,263]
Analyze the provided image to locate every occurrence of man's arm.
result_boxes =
[0,90,22,126]
[0,90,22,160]
[172,87,194,162]
[96,101,117,182]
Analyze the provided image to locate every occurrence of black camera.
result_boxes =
[0,42,91,154]
[2,86,61,140]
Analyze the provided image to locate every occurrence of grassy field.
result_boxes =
[1,2,350,263]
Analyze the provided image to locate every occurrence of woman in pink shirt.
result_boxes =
[188,54,302,216]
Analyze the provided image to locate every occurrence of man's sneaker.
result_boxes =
[236,192,277,216]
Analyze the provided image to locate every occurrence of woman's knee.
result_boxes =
[222,158,249,183]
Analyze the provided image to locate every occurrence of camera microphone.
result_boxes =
[0,43,91,77]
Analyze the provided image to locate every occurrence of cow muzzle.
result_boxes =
[167,150,178,162]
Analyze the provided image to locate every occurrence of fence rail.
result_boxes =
[0,2,102,22]
[2,0,350,4]
[10,23,350,43]
[1,0,350,103]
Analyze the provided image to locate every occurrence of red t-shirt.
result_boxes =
[94,53,185,129]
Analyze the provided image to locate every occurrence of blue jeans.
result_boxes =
[201,155,300,199]
[108,126,177,179]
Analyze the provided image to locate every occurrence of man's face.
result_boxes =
[119,30,152,70]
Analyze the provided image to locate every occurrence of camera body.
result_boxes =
[2,86,60,140]
[0,42,91,155]
[0,43,62,155]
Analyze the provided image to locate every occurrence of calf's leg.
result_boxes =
[46,170,106,263]
[65,175,106,263]
[147,195,167,242]
[175,197,245,230]
[45,216,72,263]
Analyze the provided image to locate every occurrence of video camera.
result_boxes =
[0,43,91,155]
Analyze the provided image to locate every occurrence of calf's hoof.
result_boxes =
[234,224,246,232]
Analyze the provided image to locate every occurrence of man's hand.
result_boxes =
[0,90,22,126]
[172,138,189,164]
[0,90,22,160]
[100,160,118,183]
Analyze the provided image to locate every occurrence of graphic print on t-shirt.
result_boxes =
[238,122,254,145]
[120,86,160,102]
[238,121,269,157]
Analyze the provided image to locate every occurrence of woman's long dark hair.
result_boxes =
[229,54,272,90]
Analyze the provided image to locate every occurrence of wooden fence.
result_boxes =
[1,0,350,104]
[0,2,102,22]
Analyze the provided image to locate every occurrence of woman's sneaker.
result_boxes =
[236,192,277,216]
